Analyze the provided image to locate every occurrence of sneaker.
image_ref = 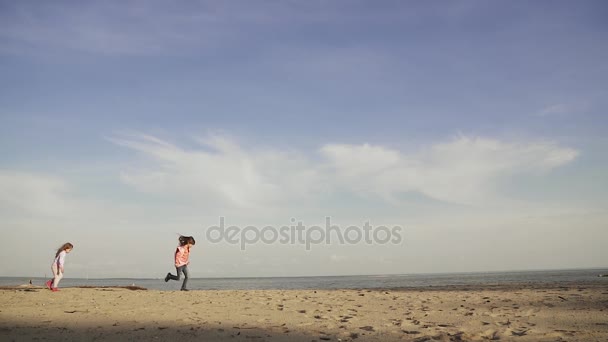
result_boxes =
[180,288,189,291]
[51,288,59,292]
[45,280,52,290]
[164,273,171,282]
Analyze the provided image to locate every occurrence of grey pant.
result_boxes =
[167,265,189,290]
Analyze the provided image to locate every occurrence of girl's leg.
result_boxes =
[46,266,55,289]
[180,265,189,290]
[52,266,63,288]
[166,266,182,281]
[53,272,63,288]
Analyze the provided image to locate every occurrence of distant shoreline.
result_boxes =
[2,266,608,281]
[2,282,606,293]
[2,268,606,292]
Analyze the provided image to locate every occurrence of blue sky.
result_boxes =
[1,1,607,278]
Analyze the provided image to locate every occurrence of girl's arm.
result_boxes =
[58,252,66,273]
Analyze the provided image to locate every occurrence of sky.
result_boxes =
[0,0,607,278]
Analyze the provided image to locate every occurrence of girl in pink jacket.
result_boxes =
[164,236,195,291]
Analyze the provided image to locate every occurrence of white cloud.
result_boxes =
[322,136,578,205]
[536,102,590,117]
[1,1,361,57]
[538,104,568,117]
[109,133,324,214]
[111,133,578,208]
[0,170,73,217]
[0,135,594,278]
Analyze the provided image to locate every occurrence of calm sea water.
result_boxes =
[2,269,607,291]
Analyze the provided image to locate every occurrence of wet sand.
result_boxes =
[1,284,607,341]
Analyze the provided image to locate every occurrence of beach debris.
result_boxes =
[76,285,147,291]
[359,326,374,332]
[448,331,465,341]
[511,329,528,336]
[0,284,44,292]
[498,319,511,326]
[481,329,500,340]
[402,330,420,334]
[412,337,431,342]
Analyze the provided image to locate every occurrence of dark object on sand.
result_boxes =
[76,285,147,291]
[0,287,41,291]
[1,285,147,291]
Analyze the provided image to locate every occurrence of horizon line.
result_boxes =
[4,266,608,280]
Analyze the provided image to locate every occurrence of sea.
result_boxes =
[2,268,607,291]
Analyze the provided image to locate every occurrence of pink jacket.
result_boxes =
[175,246,190,267]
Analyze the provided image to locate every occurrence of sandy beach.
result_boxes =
[1,284,607,341]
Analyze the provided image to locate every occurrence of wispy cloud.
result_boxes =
[538,104,568,117]
[1,1,403,57]
[0,2,252,56]
[536,102,591,117]
[110,133,578,209]
[322,136,578,205]
[109,133,324,214]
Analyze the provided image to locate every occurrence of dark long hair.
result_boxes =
[178,236,195,246]
[55,242,73,258]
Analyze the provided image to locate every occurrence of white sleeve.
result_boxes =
[58,251,66,267]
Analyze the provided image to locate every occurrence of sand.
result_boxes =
[1,283,607,341]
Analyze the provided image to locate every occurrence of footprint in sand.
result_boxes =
[507,328,528,336]
[339,315,353,323]
[390,319,402,326]
[402,330,420,335]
